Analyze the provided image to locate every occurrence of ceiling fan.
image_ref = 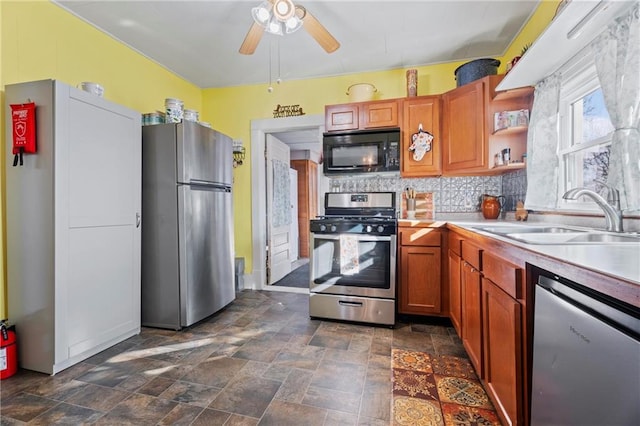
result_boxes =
[239,0,340,55]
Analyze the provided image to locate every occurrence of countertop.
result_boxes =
[399,218,640,289]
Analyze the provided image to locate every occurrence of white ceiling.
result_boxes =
[54,0,540,89]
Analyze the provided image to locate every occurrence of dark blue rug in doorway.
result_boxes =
[273,263,309,289]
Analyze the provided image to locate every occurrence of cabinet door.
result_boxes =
[482,278,522,426]
[63,85,141,359]
[442,79,486,172]
[461,260,483,376]
[401,96,442,176]
[448,250,462,336]
[361,100,399,129]
[325,104,359,132]
[399,246,442,315]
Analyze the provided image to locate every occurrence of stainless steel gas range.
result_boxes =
[309,192,397,326]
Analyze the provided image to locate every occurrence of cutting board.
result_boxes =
[401,192,434,219]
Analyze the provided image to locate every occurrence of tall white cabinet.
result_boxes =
[5,79,141,375]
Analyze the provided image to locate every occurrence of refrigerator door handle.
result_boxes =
[189,179,231,192]
[136,212,141,228]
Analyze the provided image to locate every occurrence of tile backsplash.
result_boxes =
[329,169,527,214]
[502,169,527,211]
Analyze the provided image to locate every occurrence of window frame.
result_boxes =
[556,50,614,212]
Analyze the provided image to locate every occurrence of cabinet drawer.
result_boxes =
[399,228,441,247]
[483,252,522,299]
[448,232,463,256]
[461,240,482,271]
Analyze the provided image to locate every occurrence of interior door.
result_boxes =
[266,134,292,284]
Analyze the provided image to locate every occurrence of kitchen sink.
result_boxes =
[477,225,586,234]
[504,232,640,245]
[472,224,640,245]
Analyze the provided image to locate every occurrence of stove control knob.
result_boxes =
[330,224,337,233]
[319,224,327,232]
[366,225,372,233]
[377,225,384,233]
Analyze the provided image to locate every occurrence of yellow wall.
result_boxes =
[500,0,561,73]
[0,0,558,314]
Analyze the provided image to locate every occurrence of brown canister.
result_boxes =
[481,194,505,219]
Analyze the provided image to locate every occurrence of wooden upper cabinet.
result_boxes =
[325,104,359,132]
[325,99,399,132]
[442,79,486,173]
[442,75,533,176]
[401,96,442,177]
[361,100,399,129]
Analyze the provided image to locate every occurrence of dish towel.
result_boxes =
[340,235,359,275]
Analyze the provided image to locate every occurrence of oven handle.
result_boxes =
[310,233,393,242]
[339,300,364,307]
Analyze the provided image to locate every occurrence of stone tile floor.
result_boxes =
[0,290,486,425]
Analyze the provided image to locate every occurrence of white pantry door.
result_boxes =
[266,134,292,284]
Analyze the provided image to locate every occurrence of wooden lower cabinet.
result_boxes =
[461,260,483,376]
[399,246,442,314]
[482,277,523,426]
[448,229,527,425]
[398,225,443,316]
[448,250,462,335]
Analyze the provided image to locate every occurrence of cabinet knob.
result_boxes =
[136,213,141,228]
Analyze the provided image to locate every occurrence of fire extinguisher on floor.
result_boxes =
[1,319,18,380]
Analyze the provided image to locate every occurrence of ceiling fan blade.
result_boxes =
[299,6,340,53]
[239,22,264,55]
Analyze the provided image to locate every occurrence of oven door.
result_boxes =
[310,232,396,299]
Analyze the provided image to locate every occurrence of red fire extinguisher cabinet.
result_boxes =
[1,321,18,379]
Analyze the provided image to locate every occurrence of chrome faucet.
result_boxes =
[562,183,623,232]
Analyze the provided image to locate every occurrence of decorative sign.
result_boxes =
[273,104,306,118]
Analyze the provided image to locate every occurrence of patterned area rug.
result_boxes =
[391,349,501,425]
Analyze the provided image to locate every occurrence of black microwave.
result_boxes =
[322,128,400,175]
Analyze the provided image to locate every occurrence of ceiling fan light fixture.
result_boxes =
[273,0,295,21]
[252,2,272,26]
[267,15,284,35]
[285,16,303,33]
[240,0,339,54]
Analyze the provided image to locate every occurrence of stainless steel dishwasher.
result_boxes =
[531,271,640,425]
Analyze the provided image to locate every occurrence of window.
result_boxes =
[557,52,615,210]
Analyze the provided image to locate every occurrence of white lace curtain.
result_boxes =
[592,4,640,212]
[271,159,291,228]
[524,74,561,210]
[525,4,640,212]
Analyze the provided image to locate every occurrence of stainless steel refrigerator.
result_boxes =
[142,121,235,330]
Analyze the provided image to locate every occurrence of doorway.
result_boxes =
[250,114,326,292]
